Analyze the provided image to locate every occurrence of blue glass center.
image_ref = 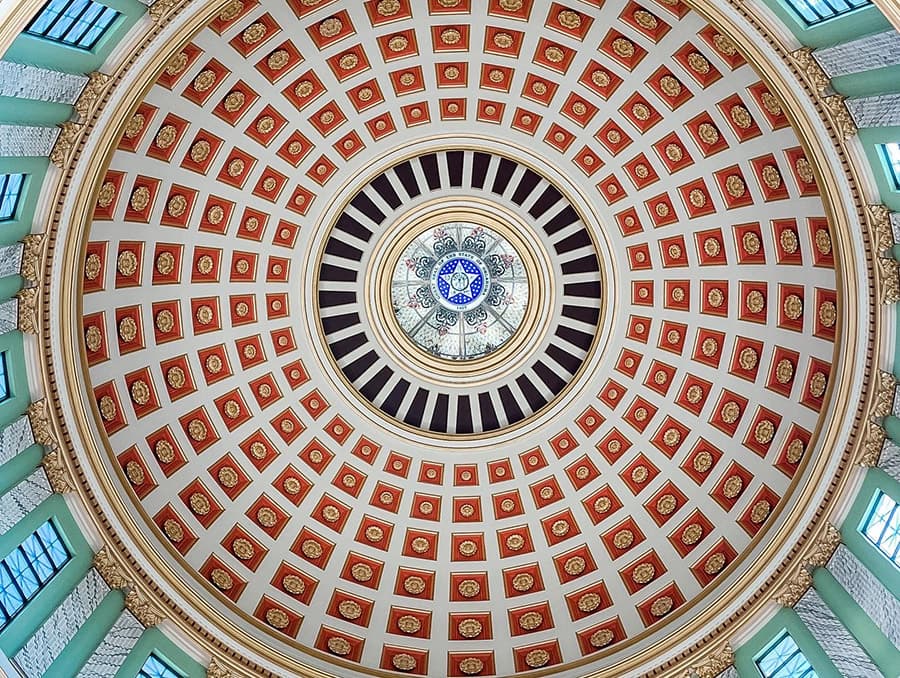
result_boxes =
[436,258,484,306]
[429,251,491,312]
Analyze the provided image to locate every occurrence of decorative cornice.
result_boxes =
[859,420,886,467]
[125,589,165,627]
[773,523,841,606]
[206,659,234,678]
[19,233,44,287]
[149,0,183,22]
[774,564,813,607]
[867,204,895,254]
[789,47,830,97]
[876,257,900,304]
[73,72,111,122]
[802,523,841,569]
[93,546,131,590]
[49,122,82,170]
[20,0,879,675]
[871,370,897,419]
[821,95,858,139]
[679,643,734,678]
[40,450,73,494]
[27,399,58,448]
[15,287,37,333]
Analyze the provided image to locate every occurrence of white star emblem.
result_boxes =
[440,261,481,301]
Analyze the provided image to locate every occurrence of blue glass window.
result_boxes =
[0,353,8,403]
[861,490,900,565]
[784,0,870,25]
[0,521,70,630]
[26,0,120,50]
[138,654,183,678]
[0,174,25,222]
[882,143,900,190]
[756,631,818,678]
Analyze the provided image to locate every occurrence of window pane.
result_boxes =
[138,654,183,678]
[862,491,900,565]
[784,0,870,25]
[0,352,9,402]
[756,631,818,678]
[883,143,900,190]
[0,521,71,631]
[25,0,120,51]
[0,174,25,222]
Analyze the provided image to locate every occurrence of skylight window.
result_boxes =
[138,654,183,678]
[0,521,70,630]
[882,143,900,190]
[0,174,25,222]
[861,490,900,566]
[26,0,119,51]
[756,631,818,678]
[784,0,870,25]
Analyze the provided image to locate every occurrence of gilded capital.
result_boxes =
[16,287,38,334]
[789,47,830,97]
[27,399,58,448]
[40,450,73,494]
[877,257,900,304]
[680,643,734,678]
[871,370,897,419]
[867,204,895,253]
[74,72,111,122]
[49,122,82,170]
[860,420,886,467]
[125,589,165,627]
[822,95,857,139]
[93,546,131,590]
[19,233,45,286]
[206,658,234,678]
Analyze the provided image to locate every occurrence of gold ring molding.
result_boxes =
[22,0,878,676]
[366,199,554,384]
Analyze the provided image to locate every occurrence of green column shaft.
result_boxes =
[813,567,900,677]
[734,607,841,678]
[0,444,43,497]
[0,495,93,657]
[42,589,125,678]
[884,414,900,445]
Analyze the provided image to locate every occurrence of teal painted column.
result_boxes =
[0,495,92,657]
[812,568,900,676]
[0,444,42,496]
[116,627,207,678]
[43,589,125,678]
[734,608,841,678]
[884,414,900,445]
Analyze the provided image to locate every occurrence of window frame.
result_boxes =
[860,489,900,566]
[781,0,871,26]
[880,143,900,191]
[138,653,185,678]
[755,629,818,678]
[0,520,71,631]
[25,0,121,51]
[0,175,25,223]
[0,352,10,404]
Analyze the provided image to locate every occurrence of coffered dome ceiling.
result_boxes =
[50,0,868,675]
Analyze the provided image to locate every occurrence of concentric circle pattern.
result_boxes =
[75,0,843,675]
[319,150,602,434]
